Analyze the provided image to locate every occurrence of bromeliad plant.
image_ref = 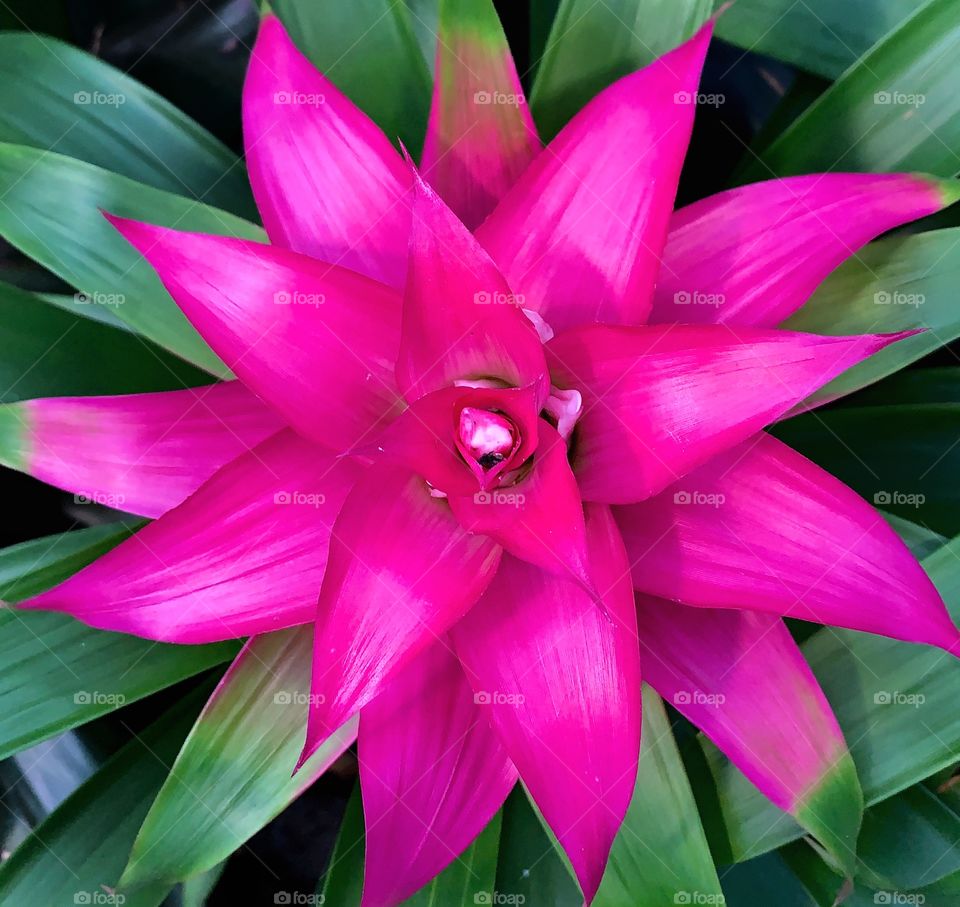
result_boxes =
[3,1,960,905]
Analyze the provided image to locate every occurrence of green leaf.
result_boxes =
[883,511,948,560]
[0,143,267,377]
[120,626,356,889]
[530,0,712,140]
[0,283,212,402]
[404,813,502,905]
[0,32,256,219]
[404,0,440,70]
[272,0,432,154]
[720,848,822,907]
[785,228,960,408]
[320,686,721,905]
[846,367,960,407]
[592,686,723,905]
[713,0,916,81]
[0,525,238,760]
[319,783,504,906]
[857,784,960,889]
[494,787,581,906]
[773,403,960,536]
[0,523,138,602]
[739,0,960,179]
[319,784,365,906]
[700,534,960,863]
[0,687,209,907]
[181,862,227,907]
[768,836,960,907]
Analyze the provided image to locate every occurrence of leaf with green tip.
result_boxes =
[785,227,960,409]
[0,31,256,218]
[319,781,505,906]
[0,143,267,377]
[0,283,211,402]
[0,687,209,907]
[0,525,239,760]
[422,0,540,229]
[271,0,432,153]
[531,0,712,140]
[119,626,356,890]
[700,533,960,863]
[713,0,916,81]
[792,755,863,878]
[592,686,723,906]
[739,0,960,179]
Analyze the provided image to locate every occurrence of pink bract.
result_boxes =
[13,11,960,906]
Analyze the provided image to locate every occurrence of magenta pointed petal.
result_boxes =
[22,430,360,642]
[449,420,590,583]
[0,382,283,518]
[650,173,949,327]
[451,505,641,902]
[617,433,960,650]
[243,15,410,286]
[636,596,853,814]
[547,323,913,504]
[106,215,402,453]
[421,0,540,228]
[396,168,548,402]
[476,21,713,332]
[300,466,502,764]
[359,641,517,907]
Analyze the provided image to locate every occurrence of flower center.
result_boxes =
[457,407,518,471]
